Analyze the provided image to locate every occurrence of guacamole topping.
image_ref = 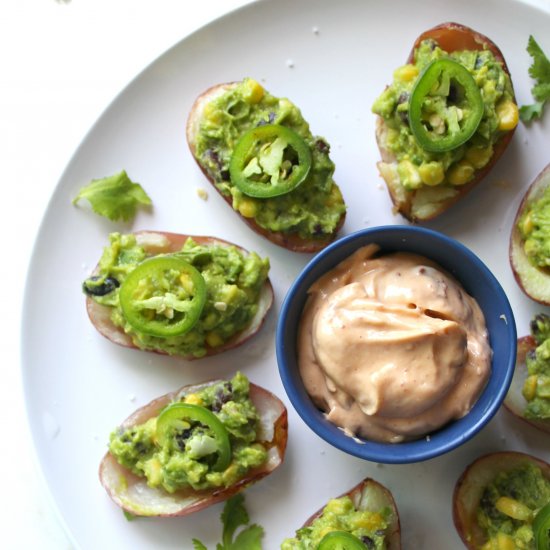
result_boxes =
[477,462,550,549]
[519,187,550,269]
[109,372,267,493]
[522,314,550,419]
[372,39,517,190]
[280,495,391,550]
[194,78,345,239]
[83,233,270,357]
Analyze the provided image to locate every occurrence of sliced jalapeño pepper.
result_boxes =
[318,531,368,550]
[229,124,312,198]
[534,502,550,550]
[156,402,231,472]
[408,58,484,153]
[119,255,206,338]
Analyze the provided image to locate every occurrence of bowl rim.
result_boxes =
[276,225,517,464]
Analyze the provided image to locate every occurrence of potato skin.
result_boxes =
[509,163,550,305]
[86,231,274,359]
[375,22,516,222]
[99,379,288,517]
[503,335,550,434]
[299,478,401,550]
[186,83,345,253]
[453,451,550,549]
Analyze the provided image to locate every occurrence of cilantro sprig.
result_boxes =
[192,494,264,550]
[73,169,152,222]
[520,35,550,122]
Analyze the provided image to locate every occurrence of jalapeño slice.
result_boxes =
[534,503,550,550]
[318,531,368,550]
[408,58,484,153]
[119,255,206,338]
[156,402,231,472]
[229,124,312,198]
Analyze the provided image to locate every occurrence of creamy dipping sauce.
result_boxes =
[298,245,492,443]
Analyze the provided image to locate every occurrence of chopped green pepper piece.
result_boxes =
[119,255,206,338]
[156,402,231,472]
[229,124,312,198]
[408,58,484,152]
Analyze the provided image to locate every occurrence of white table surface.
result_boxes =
[4,1,550,548]
[1,1,250,547]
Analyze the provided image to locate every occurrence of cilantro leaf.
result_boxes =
[190,494,264,550]
[520,35,550,122]
[122,510,137,522]
[72,170,152,222]
[520,101,545,122]
[230,524,264,550]
[221,494,250,547]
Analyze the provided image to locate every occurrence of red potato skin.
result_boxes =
[453,452,550,549]
[186,84,346,253]
[86,231,274,359]
[301,478,401,550]
[376,22,516,222]
[504,335,550,434]
[99,380,288,517]
[509,163,550,305]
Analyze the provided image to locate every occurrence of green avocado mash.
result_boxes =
[522,314,550,419]
[280,495,391,550]
[372,39,517,190]
[194,78,345,240]
[518,188,550,269]
[477,462,550,549]
[83,233,269,358]
[110,372,267,493]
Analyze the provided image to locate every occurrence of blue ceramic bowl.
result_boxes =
[276,226,516,464]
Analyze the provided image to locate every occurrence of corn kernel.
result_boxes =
[222,463,239,483]
[206,331,224,348]
[237,198,258,218]
[495,496,532,521]
[393,64,419,82]
[143,457,163,486]
[184,393,204,406]
[243,78,265,104]
[204,102,222,125]
[447,161,475,186]
[465,145,494,169]
[179,273,195,294]
[350,512,384,531]
[418,162,445,186]
[496,532,516,550]
[397,159,422,189]
[496,99,519,131]
[523,374,538,401]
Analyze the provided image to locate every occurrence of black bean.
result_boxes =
[175,428,192,451]
[361,536,375,549]
[315,138,330,153]
[313,223,324,236]
[211,382,234,412]
[83,276,120,297]
[397,92,410,125]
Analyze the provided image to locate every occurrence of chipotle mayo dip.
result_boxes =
[298,244,492,443]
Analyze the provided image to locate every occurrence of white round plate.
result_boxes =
[22,0,550,548]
